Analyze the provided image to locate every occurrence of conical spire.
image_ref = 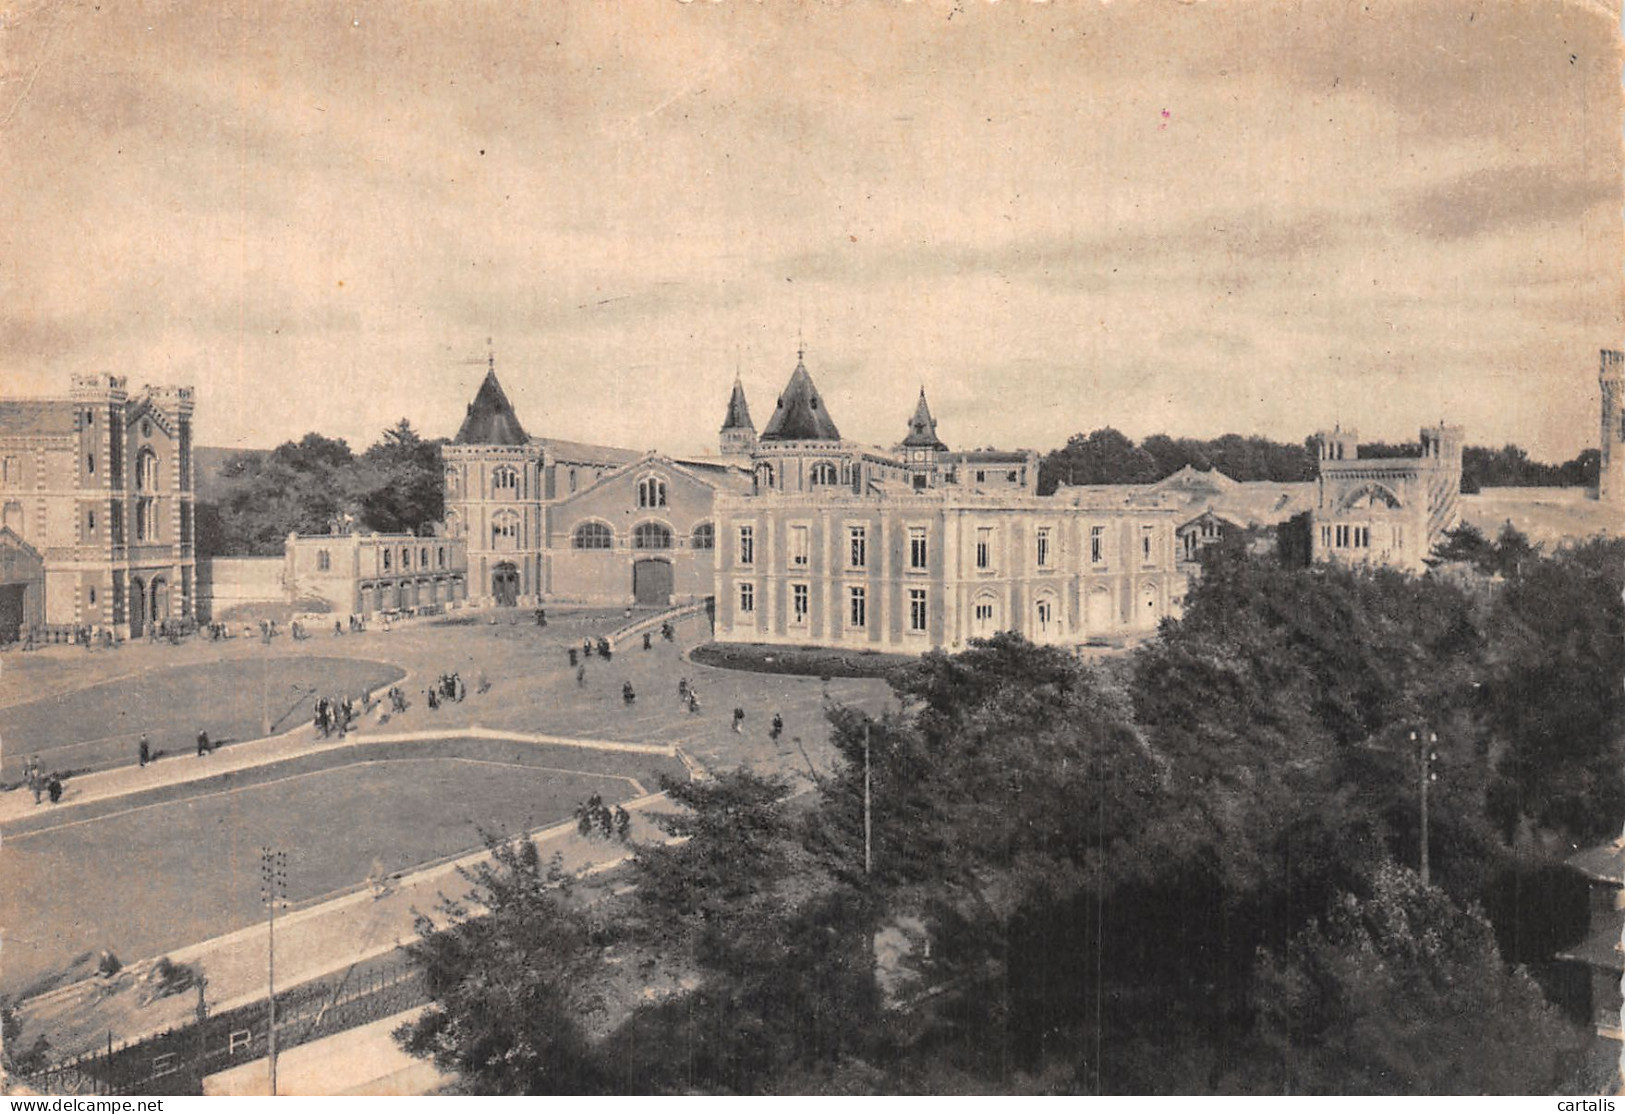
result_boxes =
[720,375,755,433]
[758,351,842,442]
[455,368,530,446]
[902,386,947,450]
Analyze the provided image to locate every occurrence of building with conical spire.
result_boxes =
[719,376,756,456]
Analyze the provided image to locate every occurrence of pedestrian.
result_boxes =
[568,647,578,667]
[453,673,466,703]
[643,631,652,651]
[687,687,701,715]
[677,677,689,702]
[770,713,784,742]
[661,621,674,642]
[576,663,587,687]
[732,707,745,734]
[138,734,151,767]
[614,805,632,843]
[47,774,63,804]
[196,729,211,757]
[26,756,42,805]
[427,687,440,710]
[623,681,636,706]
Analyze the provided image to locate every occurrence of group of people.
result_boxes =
[676,676,702,714]
[575,792,633,842]
[314,694,359,738]
[20,755,62,805]
[424,670,486,709]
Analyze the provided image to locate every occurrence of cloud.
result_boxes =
[1396,164,1618,241]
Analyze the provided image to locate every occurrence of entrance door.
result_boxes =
[1086,585,1112,634]
[150,577,170,628]
[492,562,520,607]
[973,596,999,637]
[130,576,146,637]
[633,559,673,606]
[0,584,23,644]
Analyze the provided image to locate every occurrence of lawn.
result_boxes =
[0,656,404,781]
[0,747,652,998]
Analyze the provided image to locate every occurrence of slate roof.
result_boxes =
[0,400,77,438]
[901,388,947,450]
[759,355,841,442]
[454,370,530,446]
[720,376,754,433]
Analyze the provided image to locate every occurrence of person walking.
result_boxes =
[196,730,211,757]
[576,662,587,688]
[26,756,42,805]
[622,681,636,706]
[46,773,63,804]
[732,707,745,734]
[138,734,151,767]
[770,713,784,742]
[643,631,652,651]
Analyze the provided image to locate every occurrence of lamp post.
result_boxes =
[259,847,287,1095]
[1410,729,1439,886]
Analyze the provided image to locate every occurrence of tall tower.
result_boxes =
[719,375,756,456]
[1598,349,1625,503]
[901,386,947,490]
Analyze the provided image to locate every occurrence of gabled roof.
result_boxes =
[759,353,841,442]
[1569,840,1625,886]
[455,370,530,446]
[901,387,947,450]
[1152,464,1239,495]
[1557,907,1625,971]
[721,376,754,433]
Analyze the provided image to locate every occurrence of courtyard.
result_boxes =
[0,607,893,1009]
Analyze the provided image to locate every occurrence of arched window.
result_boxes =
[691,522,714,550]
[444,510,461,538]
[632,522,673,549]
[136,448,160,492]
[573,522,614,550]
[445,467,460,496]
[420,547,429,568]
[568,468,579,493]
[437,546,446,568]
[491,511,520,551]
[637,476,667,508]
[809,461,839,486]
[400,547,411,570]
[317,549,331,571]
[755,463,775,491]
[492,465,519,498]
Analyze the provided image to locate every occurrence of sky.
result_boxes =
[1,0,1620,462]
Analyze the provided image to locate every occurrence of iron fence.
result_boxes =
[12,958,428,1096]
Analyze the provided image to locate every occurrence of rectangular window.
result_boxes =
[1036,527,1051,568]
[909,527,928,570]
[1335,524,1350,548]
[1320,524,1332,548]
[738,525,755,566]
[849,585,866,629]
[87,454,95,475]
[792,583,810,625]
[1090,526,1105,565]
[739,582,755,614]
[909,588,928,632]
[848,525,867,569]
[1354,526,1370,548]
[1393,525,1405,551]
[1,456,14,486]
[976,527,993,570]
[87,510,95,533]
[789,525,810,568]
[1140,525,1155,563]
[975,470,986,483]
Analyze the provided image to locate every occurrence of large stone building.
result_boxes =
[1309,423,1463,573]
[441,359,749,608]
[711,354,1182,652]
[0,374,196,642]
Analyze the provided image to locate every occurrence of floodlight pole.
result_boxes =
[260,847,286,1095]
[1411,730,1438,886]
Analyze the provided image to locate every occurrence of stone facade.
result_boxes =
[0,374,196,639]
[1309,424,1463,573]
[284,532,468,616]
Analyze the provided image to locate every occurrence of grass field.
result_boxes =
[0,745,654,998]
[0,656,405,781]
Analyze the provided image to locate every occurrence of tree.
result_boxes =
[355,419,446,536]
[395,834,608,1094]
[1037,428,1158,492]
[200,434,358,555]
[1247,861,1580,1094]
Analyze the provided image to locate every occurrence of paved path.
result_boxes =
[202,1006,455,1096]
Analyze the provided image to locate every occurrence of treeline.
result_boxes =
[398,538,1625,1094]
[196,421,444,556]
[1038,429,1599,495]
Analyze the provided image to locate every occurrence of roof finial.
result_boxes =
[486,336,495,376]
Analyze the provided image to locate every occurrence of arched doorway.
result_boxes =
[1085,585,1112,635]
[492,562,520,607]
[1138,582,1160,628]
[632,559,673,606]
[150,577,170,629]
[129,576,147,637]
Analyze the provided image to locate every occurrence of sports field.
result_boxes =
[0,656,404,781]
[0,740,667,998]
